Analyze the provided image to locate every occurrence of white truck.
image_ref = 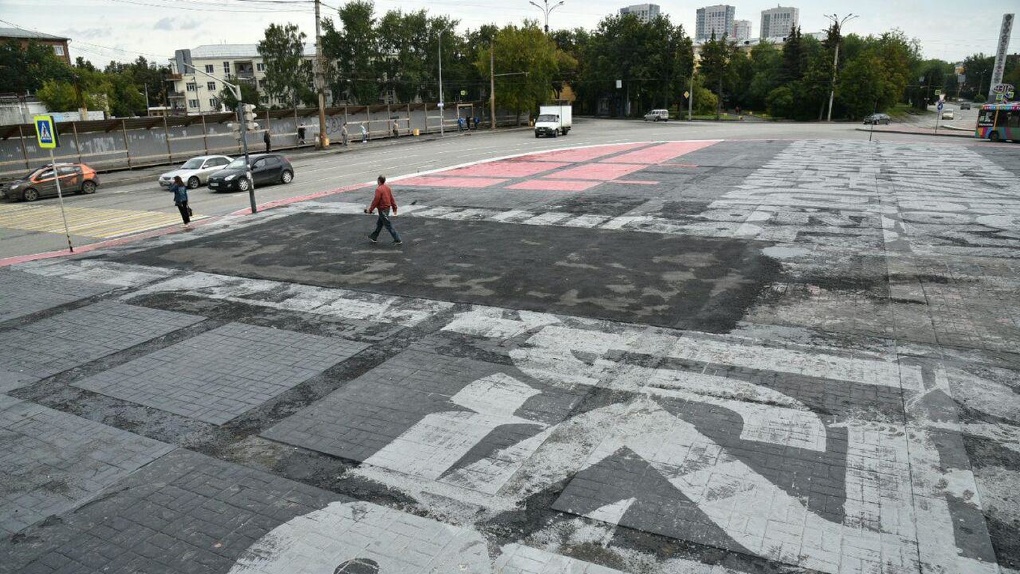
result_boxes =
[534,104,572,138]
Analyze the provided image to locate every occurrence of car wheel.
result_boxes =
[552,130,558,138]
[81,180,97,194]
[237,177,251,192]
[281,170,293,184]
[187,176,200,189]
[990,131,1001,142]
[23,188,39,202]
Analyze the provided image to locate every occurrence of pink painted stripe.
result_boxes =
[507,179,599,192]
[546,163,646,180]
[603,140,720,164]
[399,176,508,188]
[517,143,648,163]
[439,161,569,178]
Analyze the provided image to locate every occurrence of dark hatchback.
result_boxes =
[207,153,294,192]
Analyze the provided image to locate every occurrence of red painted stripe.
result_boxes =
[399,176,508,188]
[517,143,648,163]
[507,180,600,192]
[440,161,570,178]
[546,163,646,180]
[603,140,720,164]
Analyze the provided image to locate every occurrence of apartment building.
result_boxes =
[732,20,752,43]
[619,3,661,24]
[0,27,71,65]
[166,45,318,116]
[696,5,736,42]
[760,6,799,42]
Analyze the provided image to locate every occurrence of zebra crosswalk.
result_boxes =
[0,204,197,239]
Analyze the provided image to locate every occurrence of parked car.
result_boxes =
[207,154,294,192]
[941,108,955,120]
[960,102,972,110]
[644,109,670,122]
[1,163,100,202]
[158,155,233,189]
[863,113,891,125]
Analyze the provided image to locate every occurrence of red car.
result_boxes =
[2,163,100,202]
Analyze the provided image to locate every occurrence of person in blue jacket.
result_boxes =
[170,175,192,229]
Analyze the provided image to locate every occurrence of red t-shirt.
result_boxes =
[368,183,397,214]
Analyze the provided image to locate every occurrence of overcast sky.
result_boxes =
[0,0,1015,66]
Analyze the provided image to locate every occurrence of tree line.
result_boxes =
[2,0,1017,121]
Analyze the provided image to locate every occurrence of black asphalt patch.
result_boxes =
[104,212,780,333]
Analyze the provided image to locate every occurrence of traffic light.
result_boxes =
[242,104,255,129]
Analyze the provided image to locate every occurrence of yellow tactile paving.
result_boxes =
[0,204,199,239]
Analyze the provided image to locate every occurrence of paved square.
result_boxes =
[0,394,173,536]
[75,322,368,424]
[0,300,203,392]
[0,268,112,323]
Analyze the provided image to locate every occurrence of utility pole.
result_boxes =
[314,0,329,149]
[825,13,857,122]
[438,30,444,136]
[490,42,496,129]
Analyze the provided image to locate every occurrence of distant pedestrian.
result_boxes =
[263,130,271,152]
[473,116,480,130]
[391,119,399,138]
[457,116,465,131]
[364,175,401,245]
[341,122,349,146]
[297,124,306,144]
[360,123,368,143]
[170,175,192,229]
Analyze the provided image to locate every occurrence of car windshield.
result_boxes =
[181,158,205,169]
[537,114,558,122]
[226,158,249,169]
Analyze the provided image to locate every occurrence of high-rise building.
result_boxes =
[696,5,736,42]
[619,3,661,23]
[732,20,752,42]
[760,6,799,41]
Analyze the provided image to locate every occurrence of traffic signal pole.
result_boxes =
[181,62,257,214]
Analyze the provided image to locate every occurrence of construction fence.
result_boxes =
[0,102,527,179]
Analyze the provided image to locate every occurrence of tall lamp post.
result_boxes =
[825,13,857,122]
[438,30,444,136]
[529,0,564,34]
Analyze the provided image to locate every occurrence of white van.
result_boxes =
[644,109,669,122]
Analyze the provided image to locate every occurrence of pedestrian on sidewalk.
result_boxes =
[364,175,402,245]
[341,122,349,146]
[170,175,192,229]
[263,130,272,152]
[360,123,368,143]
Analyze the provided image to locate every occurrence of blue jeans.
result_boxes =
[370,209,401,242]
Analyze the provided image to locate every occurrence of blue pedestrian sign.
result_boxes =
[33,115,59,149]
[936,101,944,112]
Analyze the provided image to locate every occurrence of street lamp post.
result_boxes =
[825,13,857,122]
[528,0,565,34]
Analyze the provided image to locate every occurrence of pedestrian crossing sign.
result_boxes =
[33,115,59,149]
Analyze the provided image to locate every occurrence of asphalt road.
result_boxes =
[0,117,985,261]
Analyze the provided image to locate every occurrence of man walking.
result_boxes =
[365,175,402,245]
[263,130,271,152]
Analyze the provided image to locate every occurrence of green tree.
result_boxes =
[322,0,379,104]
[0,39,71,94]
[698,32,735,118]
[258,23,313,108]
[744,41,782,111]
[961,54,994,99]
[476,22,560,123]
[218,82,260,111]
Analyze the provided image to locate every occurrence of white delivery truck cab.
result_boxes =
[534,104,572,138]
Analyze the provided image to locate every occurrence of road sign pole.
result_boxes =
[49,148,74,253]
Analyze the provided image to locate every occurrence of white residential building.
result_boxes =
[167,45,319,116]
[760,6,799,42]
[696,5,736,42]
[732,19,752,43]
[619,3,661,23]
